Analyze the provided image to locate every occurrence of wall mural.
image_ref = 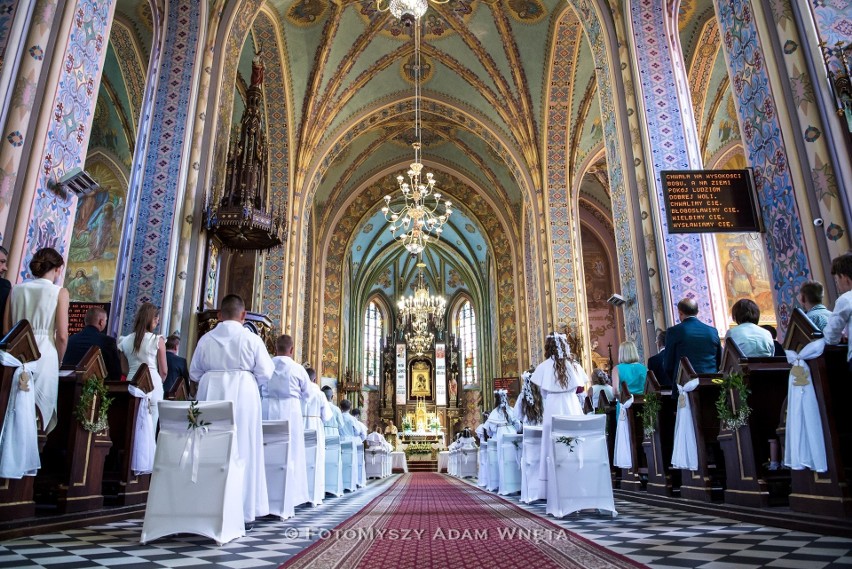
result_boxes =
[715,233,775,326]
[65,155,127,303]
[580,225,616,367]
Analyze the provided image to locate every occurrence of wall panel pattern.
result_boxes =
[20,0,115,280]
[122,0,200,327]
[630,0,712,318]
[715,0,810,330]
[0,0,20,74]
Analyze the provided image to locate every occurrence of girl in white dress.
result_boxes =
[119,303,166,427]
[4,247,69,434]
[530,332,587,484]
[485,389,518,492]
[513,368,543,428]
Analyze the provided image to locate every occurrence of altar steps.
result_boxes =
[408,460,439,473]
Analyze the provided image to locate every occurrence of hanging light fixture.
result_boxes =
[381,8,452,256]
[398,263,446,331]
[376,0,448,27]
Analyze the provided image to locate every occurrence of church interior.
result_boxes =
[0,0,851,566]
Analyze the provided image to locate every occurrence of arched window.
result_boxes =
[456,300,477,385]
[363,301,383,387]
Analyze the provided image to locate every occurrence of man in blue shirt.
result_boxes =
[663,298,721,394]
[799,280,832,332]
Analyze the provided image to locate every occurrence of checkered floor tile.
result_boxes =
[2,474,851,568]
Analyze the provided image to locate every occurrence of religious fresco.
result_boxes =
[715,233,776,326]
[580,225,617,363]
[705,93,741,163]
[64,157,127,303]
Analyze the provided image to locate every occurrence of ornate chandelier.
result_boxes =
[376,0,447,26]
[398,266,446,331]
[381,10,452,256]
[405,322,433,356]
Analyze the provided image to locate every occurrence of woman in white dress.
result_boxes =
[118,303,166,426]
[530,332,587,485]
[4,247,69,434]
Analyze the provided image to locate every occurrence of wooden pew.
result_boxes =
[783,309,852,518]
[717,338,791,508]
[641,371,676,496]
[677,357,725,502]
[35,347,113,513]
[618,381,646,491]
[0,321,41,521]
[586,386,617,482]
[102,364,153,506]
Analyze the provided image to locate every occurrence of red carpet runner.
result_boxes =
[282,473,646,568]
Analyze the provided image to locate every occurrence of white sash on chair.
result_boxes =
[129,385,155,475]
[784,340,827,472]
[613,395,633,469]
[671,378,699,470]
[0,351,39,479]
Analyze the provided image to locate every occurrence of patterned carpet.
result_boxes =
[282,473,644,568]
[1,474,851,568]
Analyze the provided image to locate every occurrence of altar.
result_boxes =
[400,431,446,448]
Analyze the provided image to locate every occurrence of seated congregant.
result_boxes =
[663,298,721,391]
[513,368,543,428]
[613,341,647,400]
[62,306,122,381]
[725,298,774,357]
[163,334,189,394]
[799,280,832,332]
[590,368,614,408]
[646,330,668,387]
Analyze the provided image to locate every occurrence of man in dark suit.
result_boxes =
[663,298,721,392]
[62,306,122,380]
[647,330,668,388]
[0,246,10,329]
[163,334,189,394]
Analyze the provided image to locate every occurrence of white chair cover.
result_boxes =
[784,340,828,472]
[521,426,542,503]
[262,420,291,520]
[141,401,244,546]
[499,434,522,495]
[671,379,699,470]
[546,414,616,518]
[356,441,366,487]
[128,385,155,475]
[613,395,633,469]
[0,351,39,479]
[390,451,408,473]
[486,441,499,492]
[304,429,319,505]
[365,442,389,479]
[437,450,450,473]
[324,434,343,497]
[340,439,358,492]
[459,447,479,479]
[478,440,489,487]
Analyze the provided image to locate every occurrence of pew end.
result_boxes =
[617,380,647,491]
[0,321,41,521]
[677,357,725,503]
[102,364,154,506]
[642,370,675,496]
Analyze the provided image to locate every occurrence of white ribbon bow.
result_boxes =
[784,340,827,472]
[0,351,40,479]
[671,379,699,470]
[128,385,155,475]
[179,425,208,483]
[614,395,634,469]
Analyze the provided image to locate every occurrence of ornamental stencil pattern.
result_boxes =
[715,0,810,331]
[109,19,146,129]
[630,0,712,318]
[20,0,115,281]
[567,0,642,342]
[0,0,20,74]
[123,0,200,328]
[547,10,581,330]
[254,12,290,330]
[524,207,542,363]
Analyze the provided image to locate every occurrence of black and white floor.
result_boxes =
[1,475,850,569]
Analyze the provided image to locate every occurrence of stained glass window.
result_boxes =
[457,300,477,385]
[363,301,383,387]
